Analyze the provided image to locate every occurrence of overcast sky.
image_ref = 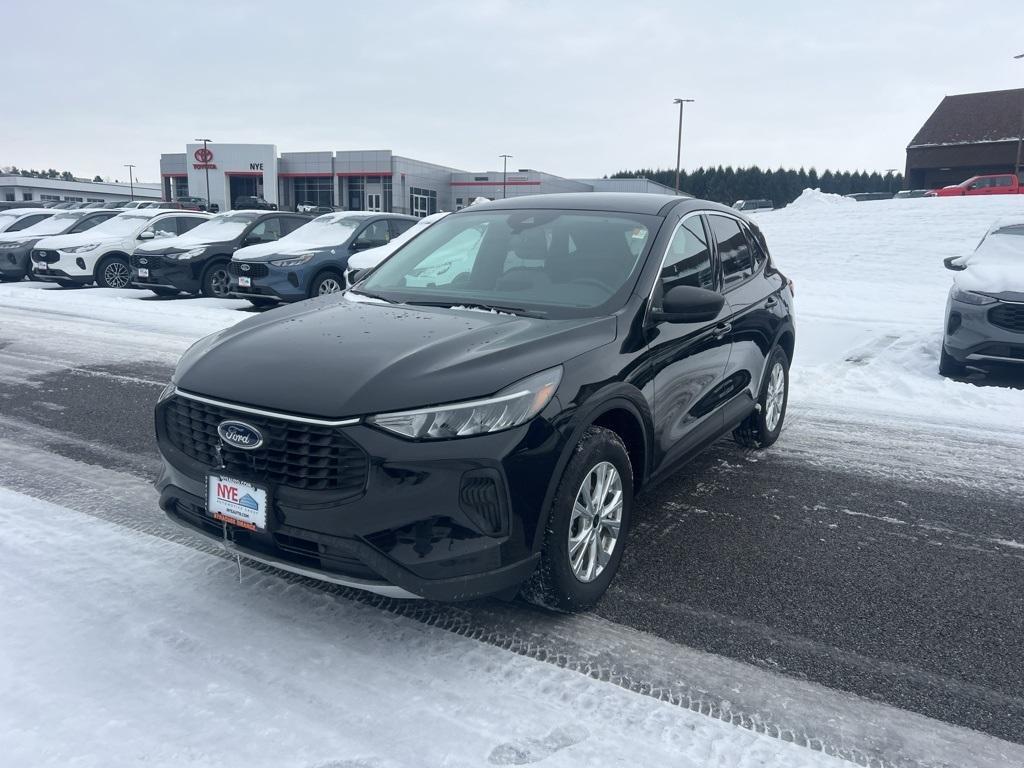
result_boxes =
[3,0,1023,182]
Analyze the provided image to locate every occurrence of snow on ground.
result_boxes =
[0,488,847,768]
[752,193,1024,432]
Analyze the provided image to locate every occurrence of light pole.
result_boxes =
[673,98,694,194]
[195,137,212,207]
[1014,55,1024,179]
[499,154,513,198]
[123,164,135,200]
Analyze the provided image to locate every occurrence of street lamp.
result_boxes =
[499,154,513,198]
[123,164,135,200]
[1014,55,1024,179]
[673,98,695,194]
[884,168,898,194]
[195,137,212,208]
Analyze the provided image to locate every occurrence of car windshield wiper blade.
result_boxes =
[349,288,398,304]
[404,300,544,317]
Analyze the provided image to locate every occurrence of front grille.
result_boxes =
[974,342,1024,360]
[32,249,58,263]
[229,261,269,278]
[162,395,368,493]
[131,253,168,268]
[989,304,1024,333]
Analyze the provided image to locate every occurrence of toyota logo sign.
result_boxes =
[194,147,214,163]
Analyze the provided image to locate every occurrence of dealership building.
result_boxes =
[905,87,1024,189]
[0,174,160,205]
[159,143,677,215]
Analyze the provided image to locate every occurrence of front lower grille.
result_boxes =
[989,304,1024,333]
[131,253,168,268]
[32,249,58,263]
[230,261,269,278]
[162,394,368,494]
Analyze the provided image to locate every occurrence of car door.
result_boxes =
[647,212,733,474]
[708,213,785,422]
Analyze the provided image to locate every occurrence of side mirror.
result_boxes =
[943,256,966,272]
[138,231,155,240]
[352,239,388,251]
[349,268,369,284]
[653,285,726,324]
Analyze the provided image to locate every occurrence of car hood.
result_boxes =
[174,293,616,419]
[233,239,343,262]
[35,231,123,249]
[954,244,1024,294]
[135,234,233,254]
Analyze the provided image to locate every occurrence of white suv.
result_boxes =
[32,209,210,288]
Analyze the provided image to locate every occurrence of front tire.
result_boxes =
[522,426,633,613]
[734,346,790,449]
[96,256,131,289]
[201,261,231,298]
[309,270,344,298]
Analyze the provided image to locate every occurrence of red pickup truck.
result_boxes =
[930,173,1024,196]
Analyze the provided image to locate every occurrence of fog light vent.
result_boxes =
[947,311,962,335]
[459,470,508,536]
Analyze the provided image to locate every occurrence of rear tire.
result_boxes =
[309,270,345,298]
[734,346,790,449]
[201,261,231,298]
[521,426,633,613]
[96,256,131,289]
[939,345,966,378]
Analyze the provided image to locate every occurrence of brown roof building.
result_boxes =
[905,88,1024,190]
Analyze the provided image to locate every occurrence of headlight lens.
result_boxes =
[370,366,562,440]
[951,286,996,305]
[269,253,314,267]
[63,243,100,253]
[172,248,206,260]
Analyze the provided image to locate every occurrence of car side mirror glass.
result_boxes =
[138,231,155,240]
[943,256,966,271]
[654,285,726,324]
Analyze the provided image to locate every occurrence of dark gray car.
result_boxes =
[0,209,120,281]
[940,220,1024,376]
[227,211,417,305]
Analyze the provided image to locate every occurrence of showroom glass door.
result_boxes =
[366,193,382,212]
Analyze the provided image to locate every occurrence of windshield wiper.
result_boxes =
[404,300,545,317]
[349,288,398,304]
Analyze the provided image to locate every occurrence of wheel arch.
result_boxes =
[306,264,345,296]
[93,251,131,284]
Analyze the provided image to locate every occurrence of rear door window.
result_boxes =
[742,223,768,270]
[9,214,50,231]
[355,220,391,247]
[390,218,416,237]
[708,214,754,286]
[660,216,715,292]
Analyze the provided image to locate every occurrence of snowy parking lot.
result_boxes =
[1,193,1023,767]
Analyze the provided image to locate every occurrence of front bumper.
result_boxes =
[155,390,564,601]
[0,246,32,278]
[944,297,1024,366]
[131,257,203,294]
[228,262,307,302]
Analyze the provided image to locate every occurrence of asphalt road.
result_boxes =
[2,355,1023,745]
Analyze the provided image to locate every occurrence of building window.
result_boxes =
[409,187,437,218]
[22,192,32,201]
[3,192,13,202]
[293,176,333,208]
[173,177,189,199]
[347,176,364,211]
[383,176,392,212]
[41,194,61,201]
[87,198,104,203]
[65,196,83,202]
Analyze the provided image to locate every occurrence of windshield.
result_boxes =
[184,212,261,241]
[16,212,86,236]
[0,212,24,231]
[85,213,154,237]
[358,209,657,317]
[284,214,363,246]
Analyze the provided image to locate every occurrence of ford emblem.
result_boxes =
[139,258,148,265]
[240,263,251,272]
[217,420,263,450]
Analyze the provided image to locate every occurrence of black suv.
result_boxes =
[131,211,310,297]
[155,193,794,611]
[234,196,277,211]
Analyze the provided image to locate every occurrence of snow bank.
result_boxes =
[785,188,857,210]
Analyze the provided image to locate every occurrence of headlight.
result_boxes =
[951,286,996,305]
[63,243,100,253]
[369,366,562,440]
[269,253,314,267]
[171,248,207,260]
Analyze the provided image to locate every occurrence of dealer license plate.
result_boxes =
[206,474,268,531]
[137,268,149,278]
[238,276,251,288]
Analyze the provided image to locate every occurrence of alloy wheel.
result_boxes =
[103,261,131,289]
[765,361,786,432]
[318,277,343,295]
[568,461,623,583]
[209,268,230,297]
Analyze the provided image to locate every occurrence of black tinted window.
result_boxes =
[10,214,49,231]
[69,213,116,233]
[662,217,714,291]
[176,216,204,235]
[743,223,768,269]
[709,214,753,284]
[281,216,308,235]
[391,218,416,237]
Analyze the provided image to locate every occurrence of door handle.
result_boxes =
[713,322,732,339]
